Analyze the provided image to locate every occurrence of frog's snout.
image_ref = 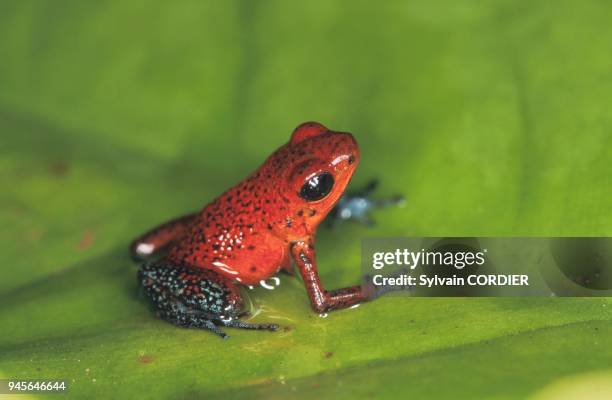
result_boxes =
[330,131,360,173]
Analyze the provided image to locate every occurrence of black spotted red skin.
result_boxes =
[133,122,375,337]
[165,121,360,285]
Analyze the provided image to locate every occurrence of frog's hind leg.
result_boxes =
[138,260,278,339]
[130,213,197,261]
[356,178,380,197]
[327,179,405,228]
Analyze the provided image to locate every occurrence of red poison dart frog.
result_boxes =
[131,122,391,338]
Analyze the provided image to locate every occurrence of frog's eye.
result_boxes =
[299,172,334,202]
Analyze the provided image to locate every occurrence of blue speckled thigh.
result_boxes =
[138,260,278,338]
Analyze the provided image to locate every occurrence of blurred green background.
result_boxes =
[1,0,611,399]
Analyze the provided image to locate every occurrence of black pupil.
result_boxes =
[299,172,334,201]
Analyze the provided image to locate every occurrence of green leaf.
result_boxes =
[0,0,610,399]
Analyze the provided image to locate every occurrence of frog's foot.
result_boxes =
[364,267,414,299]
[158,309,278,339]
[327,179,405,228]
[138,260,278,339]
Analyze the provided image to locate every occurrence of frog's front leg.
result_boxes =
[138,260,278,339]
[290,240,373,313]
[130,213,196,261]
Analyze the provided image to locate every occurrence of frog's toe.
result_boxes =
[223,319,279,332]
[199,320,229,339]
[156,306,230,338]
[364,267,414,299]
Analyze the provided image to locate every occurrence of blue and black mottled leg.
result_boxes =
[327,179,405,228]
[138,260,278,339]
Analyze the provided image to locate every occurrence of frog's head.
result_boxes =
[271,122,360,237]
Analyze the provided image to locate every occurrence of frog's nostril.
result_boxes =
[348,154,355,165]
